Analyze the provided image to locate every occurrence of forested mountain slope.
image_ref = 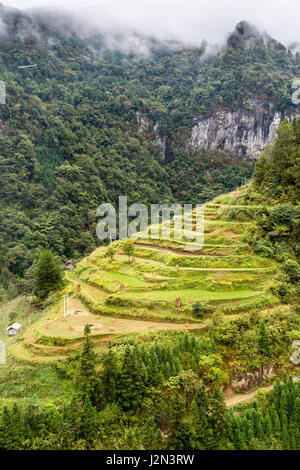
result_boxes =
[0,5,299,295]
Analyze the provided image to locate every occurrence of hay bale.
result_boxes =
[109,327,115,332]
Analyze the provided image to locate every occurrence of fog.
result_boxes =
[2,0,300,49]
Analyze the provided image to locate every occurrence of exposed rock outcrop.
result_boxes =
[189,104,284,160]
[136,112,166,153]
[138,103,300,162]
[231,364,276,392]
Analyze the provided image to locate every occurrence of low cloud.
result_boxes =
[2,0,300,53]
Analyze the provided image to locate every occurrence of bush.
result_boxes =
[192,301,203,318]
[253,240,274,258]
[283,259,300,284]
[269,204,295,230]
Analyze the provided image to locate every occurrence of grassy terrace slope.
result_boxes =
[9,187,279,363]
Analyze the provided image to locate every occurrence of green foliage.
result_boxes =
[105,244,115,261]
[258,322,272,357]
[2,19,297,291]
[254,119,300,204]
[75,329,101,408]
[192,301,203,318]
[282,259,300,284]
[122,239,135,264]
[33,250,63,300]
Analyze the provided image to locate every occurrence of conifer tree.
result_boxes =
[258,322,272,356]
[76,325,101,408]
[34,249,63,299]
[101,348,119,403]
[118,346,146,411]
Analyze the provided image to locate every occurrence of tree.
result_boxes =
[76,325,101,408]
[122,239,135,264]
[118,346,146,411]
[283,259,300,284]
[192,301,203,318]
[258,322,272,356]
[33,250,62,299]
[101,349,119,404]
[105,244,115,262]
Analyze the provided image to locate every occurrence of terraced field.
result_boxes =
[11,188,279,362]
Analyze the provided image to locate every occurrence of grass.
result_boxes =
[116,289,262,302]
[40,298,203,339]
[3,187,281,367]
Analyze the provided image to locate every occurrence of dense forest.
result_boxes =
[0,7,300,296]
[0,329,299,450]
[0,6,300,452]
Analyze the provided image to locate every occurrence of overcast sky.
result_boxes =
[3,0,300,47]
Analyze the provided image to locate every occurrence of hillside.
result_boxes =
[1,184,297,373]
[0,182,299,449]
[1,6,300,296]
[0,6,300,452]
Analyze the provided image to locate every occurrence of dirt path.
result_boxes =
[226,377,299,407]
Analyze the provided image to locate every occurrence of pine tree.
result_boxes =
[118,346,146,411]
[101,348,119,403]
[163,362,172,379]
[76,326,101,408]
[258,322,272,356]
[207,389,227,447]
[147,350,163,387]
[34,249,62,299]
[79,397,99,449]
[264,412,273,437]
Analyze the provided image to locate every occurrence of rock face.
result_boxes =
[231,364,275,392]
[136,112,166,153]
[137,104,300,162]
[189,107,283,160]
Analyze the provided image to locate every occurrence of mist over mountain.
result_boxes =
[0,3,290,57]
[0,3,299,295]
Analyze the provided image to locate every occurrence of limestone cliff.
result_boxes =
[137,103,300,162]
[189,102,299,160]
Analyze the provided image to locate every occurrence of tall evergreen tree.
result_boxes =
[34,249,62,299]
[76,325,101,408]
[258,322,272,356]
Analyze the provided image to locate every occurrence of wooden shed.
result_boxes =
[7,323,22,337]
[65,260,76,271]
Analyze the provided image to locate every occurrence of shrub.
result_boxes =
[192,301,203,318]
[253,240,274,258]
[283,259,300,284]
[269,204,295,230]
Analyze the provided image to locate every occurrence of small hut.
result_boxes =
[7,323,22,337]
[66,260,76,271]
